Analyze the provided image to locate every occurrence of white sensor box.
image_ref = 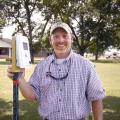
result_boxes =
[15,35,31,68]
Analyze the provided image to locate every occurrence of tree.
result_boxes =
[1,0,51,63]
[42,0,96,56]
[91,0,120,60]
[0,0,6,30]
[42,0,120,60]
[1,0,120,61]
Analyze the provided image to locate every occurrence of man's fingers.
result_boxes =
[7,65,25,80]
[7,68,13,73]
[7,72,14,77]
[8,65,12,69]
[20,68,25,72]
[7,72,14,79]
[7,65,14,79]
[7,65,13,71]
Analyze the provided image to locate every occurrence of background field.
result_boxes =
[0,61,120,120]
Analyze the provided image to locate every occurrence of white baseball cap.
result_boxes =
[50,22,72,35]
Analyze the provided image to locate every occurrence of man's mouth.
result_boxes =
[57,44,65,47]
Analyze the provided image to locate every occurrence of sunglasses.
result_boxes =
[46,59,71,80]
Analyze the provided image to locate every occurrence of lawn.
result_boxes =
[0,61,120,120]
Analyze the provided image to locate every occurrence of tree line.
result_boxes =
[0,0,120,62]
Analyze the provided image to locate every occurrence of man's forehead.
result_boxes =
[52,27,68,34]
[50,22,72,35]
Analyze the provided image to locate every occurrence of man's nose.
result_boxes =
[59,37,64,42]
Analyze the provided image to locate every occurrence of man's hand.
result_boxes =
[7,65,25,80]
[7,65,36,101]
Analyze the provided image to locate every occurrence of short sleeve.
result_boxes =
[86,63,106,101]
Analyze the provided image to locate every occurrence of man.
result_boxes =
[7,22,105,120]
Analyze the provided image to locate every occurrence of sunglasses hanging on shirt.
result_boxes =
[46,59,71,80]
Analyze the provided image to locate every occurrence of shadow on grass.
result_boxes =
[0,61,11,65]
[0,98,41,120]
[0,60,39,65]
[103,96,120,120]
[91,59,120,64]
[0,96,120,120]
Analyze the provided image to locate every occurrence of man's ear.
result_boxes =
[71,34,75,43]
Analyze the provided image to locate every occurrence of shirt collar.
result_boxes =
[51,50,74,64]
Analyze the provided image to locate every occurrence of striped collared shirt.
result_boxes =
[29,51,105,120]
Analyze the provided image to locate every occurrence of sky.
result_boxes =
[2,25,16,39]
[1,12,45,39]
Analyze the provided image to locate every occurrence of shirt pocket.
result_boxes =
[40,77,52,96]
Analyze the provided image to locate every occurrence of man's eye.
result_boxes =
[53,35,68,39]
[63,35,67,38]
[53,35,59,39]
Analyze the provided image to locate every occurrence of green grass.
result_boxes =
[0,62,120,120]
[95,62,120,120]
[0,61,11,65]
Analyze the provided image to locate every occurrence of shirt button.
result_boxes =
[58,69,61,71]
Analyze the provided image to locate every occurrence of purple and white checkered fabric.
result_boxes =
[29,51,105,120]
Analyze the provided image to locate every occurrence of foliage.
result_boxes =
[42,0,120,58]
[1,0,120,60]
[1,0,51,62]
[90,0,120,59]
[0,0,6,28]
[34,32,51,53]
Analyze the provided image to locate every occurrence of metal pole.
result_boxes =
[13,72,19,120]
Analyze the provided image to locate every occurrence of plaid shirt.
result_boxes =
[29,51,105,120]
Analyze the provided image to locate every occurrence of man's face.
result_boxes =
[49,28,73,57]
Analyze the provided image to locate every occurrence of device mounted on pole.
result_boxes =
[12,35,31,120]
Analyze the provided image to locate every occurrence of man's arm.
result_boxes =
[19,77,36,101]
[92,100,103,120]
